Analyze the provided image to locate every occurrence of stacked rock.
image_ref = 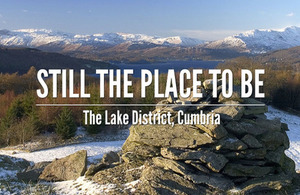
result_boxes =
[93,79,297,194]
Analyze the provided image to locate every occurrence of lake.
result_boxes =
[113,60,221,77]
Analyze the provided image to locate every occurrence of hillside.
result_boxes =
[255,46,300,66]
[205,26,300,54]
[3,27,300,62]
[0,47,112,74]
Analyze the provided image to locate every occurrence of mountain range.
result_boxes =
[1,26,300,62]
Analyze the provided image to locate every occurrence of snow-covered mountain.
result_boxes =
[2,27,300,61]
[204,26,300,53]
[0,29,204,48]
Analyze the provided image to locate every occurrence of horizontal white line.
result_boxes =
[36,104,266,107]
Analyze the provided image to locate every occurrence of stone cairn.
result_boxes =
[91,79,297,194]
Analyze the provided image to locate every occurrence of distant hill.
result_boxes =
[254,46,300,71]
[256,46,300,64]
[0,47,112,74]
[2,27,300,62]
[205,26,300,54]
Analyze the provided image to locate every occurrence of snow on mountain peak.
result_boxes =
[204,26,300,53]
[0,29,203,48]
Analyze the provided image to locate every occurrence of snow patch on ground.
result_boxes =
[265,106,300,170]
[0,140,124,164]
[53,177,140,195]
[0,168,18,180]
[53,177,117,195]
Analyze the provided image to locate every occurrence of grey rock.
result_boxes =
[137,166,209,195]
[243,98,268,115]
[186,173,234,191]
[126,124,214,148]
[203,79,222,90]
[241,134,263,148]
[185,160,210,173]
[281,155,296,176]
[266,146,285,165]
[223,163,273,177]
[39,150,87,181]
[213,102,245,121]
[93,162,143,186]
[195,122,228,139]
[225,119,267,136]
[152,157,191,176]
[85,162,110,177]
[17,161,50,182]
[224,148,267,160]
[215,135,248,151]
[102,151,120,164]
[179,87,207,103]
[234,159,266,166]
[122,140,160,158]
[161,147,228,172]
[259,131,287,150]
[219,90,243,103]
[238,173,292,194]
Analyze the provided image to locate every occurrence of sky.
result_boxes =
[0,0,299,40]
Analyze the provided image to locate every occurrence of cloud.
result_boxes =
[67,11,72,14]
[172,29,244,41]
[287,12,294,17]
[22,9,28,13]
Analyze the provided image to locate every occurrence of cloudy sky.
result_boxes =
[0,0,299,40]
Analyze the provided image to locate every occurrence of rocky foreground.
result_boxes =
[6,79,299,194]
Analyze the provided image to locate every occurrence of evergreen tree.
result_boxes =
[55,107,76,139]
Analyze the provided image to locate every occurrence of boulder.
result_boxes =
[85,162,110,177]
[122,141,160,158]
[195,122,228,139]
[265,147,285,165]
[223,163,273,177]
[243,98,268,115]
[281,155,296,176]
[102,151,120,164]
[241,134,263,148]
[225,119,267,136]
[238,173,292,194]
[185,173,234,191]
[185,160,210,173]
[161,147,228,172]
[215,135,248,151]
[17,161,50,182]
[93,162,143,186]
[121,152,145,164]
[213,102,245,121]
[126,124,214,148]
[224,148,267,160]
[219,90,243,103]
[137,166,210,195]
[259,131,287,150]
[39,150,87,181]
[152,157,191,176]
[179,87,207,103]
[203,79,222,90]
[155,100,169,111]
